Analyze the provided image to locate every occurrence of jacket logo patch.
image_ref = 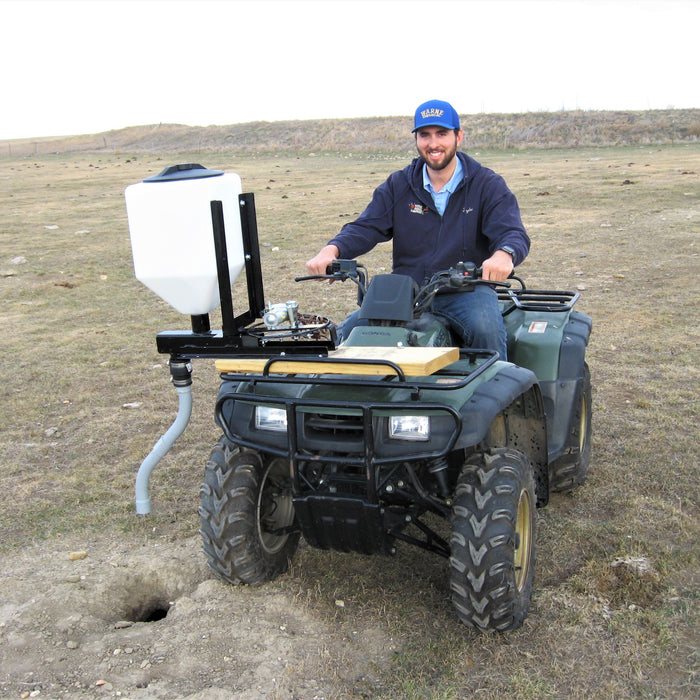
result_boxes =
[462,207,474,215]
[410,202,428,215]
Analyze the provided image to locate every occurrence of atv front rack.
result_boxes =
[216,348,498,399]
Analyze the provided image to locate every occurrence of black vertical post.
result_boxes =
[239,193,266,321]
[210,200,236,338]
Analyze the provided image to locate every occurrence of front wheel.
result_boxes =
[449,449,536,632]
[199,438,299,585]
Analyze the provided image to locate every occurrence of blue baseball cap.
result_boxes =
[412,99,461,132]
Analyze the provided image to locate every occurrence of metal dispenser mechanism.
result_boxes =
[125,164,335,513]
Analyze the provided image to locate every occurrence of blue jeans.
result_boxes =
[338,285,508,360]
[430,286,508,360]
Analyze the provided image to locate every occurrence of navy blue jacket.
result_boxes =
[328,152,529,285]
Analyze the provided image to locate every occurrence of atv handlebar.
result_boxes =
[295,259,519,313]
[295,259,366,282]
[412,262,515,314]
[443,261,513,289]
[295,260,368,304]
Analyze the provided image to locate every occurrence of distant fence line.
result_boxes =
[3,135,109,158]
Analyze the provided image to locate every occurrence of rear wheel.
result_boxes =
[199,437,299,585]
[450,449,536,632]
[551,362,592,492]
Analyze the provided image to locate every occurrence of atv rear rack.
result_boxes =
[499,288,580,314]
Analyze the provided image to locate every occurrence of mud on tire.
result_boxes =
[450,448,536,632]
[199,437,299,585]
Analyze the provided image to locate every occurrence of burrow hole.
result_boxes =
[127,598,172,623]
[108,574,179,624]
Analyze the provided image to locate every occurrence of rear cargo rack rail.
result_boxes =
[499,288,580,314]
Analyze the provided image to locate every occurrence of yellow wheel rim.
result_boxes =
[579,393,589,453]
[514,487,533,592]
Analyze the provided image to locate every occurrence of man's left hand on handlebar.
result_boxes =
[481,249,514,282]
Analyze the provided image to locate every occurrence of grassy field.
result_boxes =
[1,142,698,698]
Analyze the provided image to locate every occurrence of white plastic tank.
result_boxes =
[125,163,245,315]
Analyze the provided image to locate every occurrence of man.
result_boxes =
[305,99,529,360]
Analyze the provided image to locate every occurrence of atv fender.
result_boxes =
[539,309,592,462]
[456,364,549,505]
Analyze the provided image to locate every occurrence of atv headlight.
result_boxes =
[389,415,430,441]
[255,405,287,432]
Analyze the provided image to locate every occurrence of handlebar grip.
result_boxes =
[294,274,330,282]
[473,266,515,279]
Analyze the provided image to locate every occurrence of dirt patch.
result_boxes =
[0,535,397,699]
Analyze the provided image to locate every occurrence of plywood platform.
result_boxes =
[214,346,459,377]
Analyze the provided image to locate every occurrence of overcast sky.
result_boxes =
[1,0,697,140]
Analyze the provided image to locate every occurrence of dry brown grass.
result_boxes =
[1,140,698,698]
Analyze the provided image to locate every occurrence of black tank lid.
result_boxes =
[143,163,223,182]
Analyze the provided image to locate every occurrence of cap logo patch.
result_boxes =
[412,99,460,132]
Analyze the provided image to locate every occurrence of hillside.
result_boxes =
[4,108,699,157]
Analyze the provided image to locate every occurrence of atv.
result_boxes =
[199,260,592,632]
[128,171,592,633]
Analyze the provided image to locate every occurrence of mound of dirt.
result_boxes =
[0,536,397,699]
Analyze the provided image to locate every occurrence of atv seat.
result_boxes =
[358,274,416,323]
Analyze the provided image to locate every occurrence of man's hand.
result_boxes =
[481,249,514,282]
[305,244,340,276]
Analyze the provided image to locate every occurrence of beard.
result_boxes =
[418,140,458,171]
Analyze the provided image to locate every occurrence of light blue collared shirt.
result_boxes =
[423,157,464,216]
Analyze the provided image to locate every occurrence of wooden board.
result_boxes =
[214,346,459,377]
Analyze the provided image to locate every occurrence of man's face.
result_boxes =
[415,126,464,171]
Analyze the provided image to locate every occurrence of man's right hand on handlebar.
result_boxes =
[305,244,339,276]
[481,249,514,283]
